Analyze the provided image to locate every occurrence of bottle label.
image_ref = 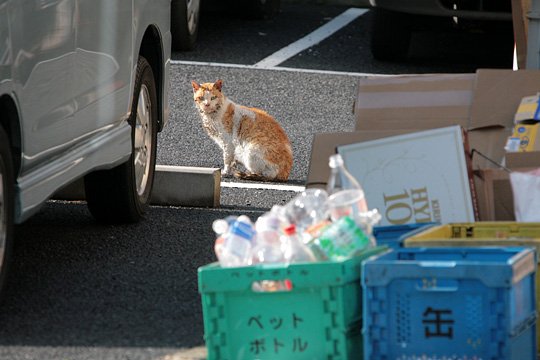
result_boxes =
[231,221,255,240]
[318,216,369,260]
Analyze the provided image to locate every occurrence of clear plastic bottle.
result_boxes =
[282,224,317,263]
[251,214,285,264]
[219,215,255,267]
[283,188,329,233]
[212,215,237,262]
[326,154,368,222]
[270,204,291,227]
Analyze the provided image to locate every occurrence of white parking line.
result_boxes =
[170,7,375,76]
[171,60,255,69]
[254,7,368,68]
[171,59,384,77]
[221,181,306,192]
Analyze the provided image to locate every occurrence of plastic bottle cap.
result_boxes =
[284,224,296,235]
[328,154,344,168]
[237,215,253,224]
[212,219,229,235]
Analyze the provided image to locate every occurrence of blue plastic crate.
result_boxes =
[373,222,439,249]
[362,247,537,360]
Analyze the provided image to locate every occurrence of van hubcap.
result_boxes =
[134,84,152,197]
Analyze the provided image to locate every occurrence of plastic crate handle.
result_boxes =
[415,278,458,292]
[251,279,293,292]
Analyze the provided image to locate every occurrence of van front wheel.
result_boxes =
[84,56,158,224]
[371,8,412,61]
[171,0,200,51]
[0,126,14,299]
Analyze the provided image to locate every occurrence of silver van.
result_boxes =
[0,1,171,295]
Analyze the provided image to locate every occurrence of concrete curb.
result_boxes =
[161,346,207,360]
[53,165,221,208]
[152,165,221,207]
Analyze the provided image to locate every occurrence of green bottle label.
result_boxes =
[318,216,369,260]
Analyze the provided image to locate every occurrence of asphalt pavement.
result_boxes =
[0,201,236,360]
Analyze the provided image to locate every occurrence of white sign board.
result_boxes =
[337,125,476,226]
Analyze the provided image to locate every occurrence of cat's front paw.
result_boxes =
[223,166,233,176]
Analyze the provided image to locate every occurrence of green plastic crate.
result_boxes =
[198,246,385,360]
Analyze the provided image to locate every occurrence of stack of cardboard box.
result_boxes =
[307,69,540,222]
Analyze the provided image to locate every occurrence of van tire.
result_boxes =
[171,0,200,51]
[0,126,14,300]
[371,8,412,61]
[240,0,281,20]
[84,56,158,224]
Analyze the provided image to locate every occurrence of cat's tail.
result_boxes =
[233,171,287,183]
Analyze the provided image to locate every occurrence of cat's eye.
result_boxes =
[211,96,217,100]
[198,96,204,101]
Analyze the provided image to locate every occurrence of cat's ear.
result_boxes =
[191,81,200,92]
[214,80,223,92]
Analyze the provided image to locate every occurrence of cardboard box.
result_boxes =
[475,152,540,221]
[469,69,540,129]
[353,69,540,131]
[475,168,515,221]
[337,126,477,225]
[468,127,513,169]
[464,127,509,221]
[506,150,540,168]
[354,73,474,131]
[307,69,540,221]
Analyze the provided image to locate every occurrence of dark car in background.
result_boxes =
[369,0,513,61]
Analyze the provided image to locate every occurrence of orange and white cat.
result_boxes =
[191,79,293,182]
